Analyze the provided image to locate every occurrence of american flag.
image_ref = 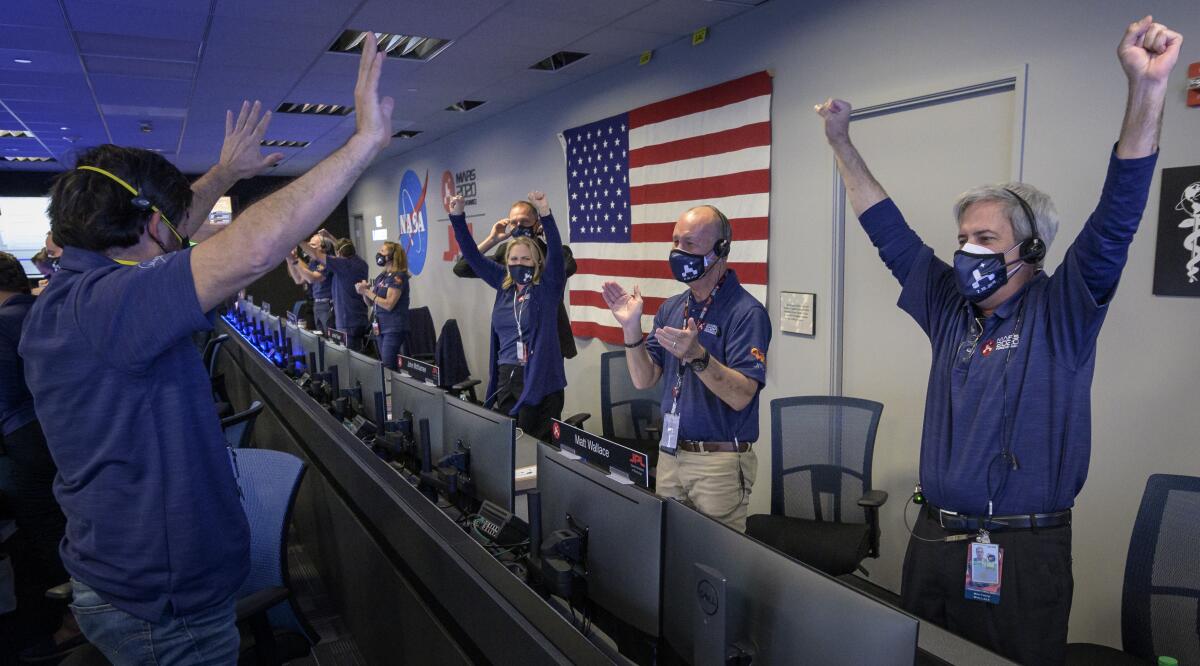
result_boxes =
[563,71,771,344]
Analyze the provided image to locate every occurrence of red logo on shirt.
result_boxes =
[981,339,996,357]
[551,421,561,442]
[750,347,766,364]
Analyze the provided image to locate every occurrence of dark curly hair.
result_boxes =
[49,144,193,252]
[0,252,30,293]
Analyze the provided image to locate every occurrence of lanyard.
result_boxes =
[512,286,531,349]
[668,272,726,415]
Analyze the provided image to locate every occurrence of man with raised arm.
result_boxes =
[814,17,1181,664]
[20,36,394,664]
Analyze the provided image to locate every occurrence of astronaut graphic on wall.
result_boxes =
[1177,181,1200,284]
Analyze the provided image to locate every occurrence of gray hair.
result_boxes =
[953,183,1059,258]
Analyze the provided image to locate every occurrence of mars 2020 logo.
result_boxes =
[398,169,430,275]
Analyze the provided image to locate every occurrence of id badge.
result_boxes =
[516,342,528,364]
[964,541,1003,604]
[371,320,380,336]
[660,412,681,455]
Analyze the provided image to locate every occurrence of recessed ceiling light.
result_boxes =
[445,100,485,112]
[59,126,69,130]
[530,51,589,72]
[13,59,32,64]
[275,102,353,116]
[0,130,35,139]
[261,139,310,148]
[393,130,421,139]
[329,30,451,61]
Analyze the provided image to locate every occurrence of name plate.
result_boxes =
[551,420,650,489]
[399,355,440,387]
[326,328,348,347]
[261,301,271,316]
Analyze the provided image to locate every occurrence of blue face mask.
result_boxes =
[510,225,535,239]
[508,264,535,286]
[669,249,715,283]
[375,253,388,267]
[953,242,1022,303]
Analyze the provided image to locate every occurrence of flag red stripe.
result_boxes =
[628,71,771,129]
[628,121,770,169]
[569,289,668,313]
[570,321,627,346]
[630,216,769,243]
[630,169,769,206]
[575,258,767,283]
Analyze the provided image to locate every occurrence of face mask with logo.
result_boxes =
[510,225,535,239]
[508,264,535,286]
[953,242,1023,303]
[669,249,717,283]
[375,253,388,267]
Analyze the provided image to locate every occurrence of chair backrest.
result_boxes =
[221,401,264,449]
[770,396,883,525]
[203,334,230,377]
[599,350,662,443]
[234,448,315,644]
[435,318,470,388]
[1121,473,1200,664]
[407,306,437,358]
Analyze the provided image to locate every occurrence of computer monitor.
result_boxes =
[295,327,323,372]
[661,499,918,665]
[322,337,351,392]
[348,350,386,427]
[389,373,445,467]
[536,442,664,639]
[441,397,516,512]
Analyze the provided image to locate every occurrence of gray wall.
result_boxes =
[347,0,1200,647]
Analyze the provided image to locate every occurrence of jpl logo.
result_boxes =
[398,169,430,275]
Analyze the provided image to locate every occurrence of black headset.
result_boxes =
[708,205,732,259]
[1003,188,1046,266]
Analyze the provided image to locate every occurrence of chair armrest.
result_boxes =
[451,379,481,391]
[564,413,590,428]
[46,582,73,601]
[646,426,661,441]
[235,586,290,621]
[858,490,888,508]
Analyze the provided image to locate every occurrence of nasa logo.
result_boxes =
[697,580,719,616]
[397,169,430,275]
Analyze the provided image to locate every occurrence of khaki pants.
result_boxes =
[656,448,757,532]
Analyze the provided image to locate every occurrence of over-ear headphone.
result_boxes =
[708,205,732,259]
[1003,188,1045,266]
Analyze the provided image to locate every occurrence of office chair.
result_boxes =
[203,334,231,378]
[1066,474,1200,665]
[599,350,662,470]
[52,449,316,666]
[406,306,437,363]
[746,396,887,577]
[221,401,264,449]
[434,319,481,402]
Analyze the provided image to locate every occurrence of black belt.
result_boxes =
[678,440,752,453]
[928,504,1071,532]
[313,297,332,303]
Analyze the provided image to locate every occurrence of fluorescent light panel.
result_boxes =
[0,130,35,138]
[392,130,421,138]
[329,30,451,61]
[261,140,310,148]
[3,156,55,162]
[529,51,589,71]
[275,102,352,116]
[445,100,485,112]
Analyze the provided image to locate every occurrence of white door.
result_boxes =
[839,80,1022,594]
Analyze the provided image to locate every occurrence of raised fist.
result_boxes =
[448,194,465,215]
[527,191,551,217]
[814,98,852,144]
[1118,16,1183,86]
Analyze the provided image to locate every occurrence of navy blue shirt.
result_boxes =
[19,247,249,621]
[372,270,410,334]
[858,149,1157,515]
[646,270,771,442]
[493,286,535,366]
[323,255,368,331]
[307,258,332,300]
[0,293,36,436]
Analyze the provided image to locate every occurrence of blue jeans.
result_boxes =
[69,580,239,665]
[378,330,408,370]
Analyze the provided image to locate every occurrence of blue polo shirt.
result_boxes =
[493,286,535,366]
[646,270,770,442]
[307,259,332,300]
[0,293,36,436]
[323,255,368,331]
[858,149,1157,516]
[19,246,249,621]
[372,270,410,334]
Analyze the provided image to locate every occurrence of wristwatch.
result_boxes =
[689,349,711,373]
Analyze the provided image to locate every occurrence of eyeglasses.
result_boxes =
[956,316,984,364]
